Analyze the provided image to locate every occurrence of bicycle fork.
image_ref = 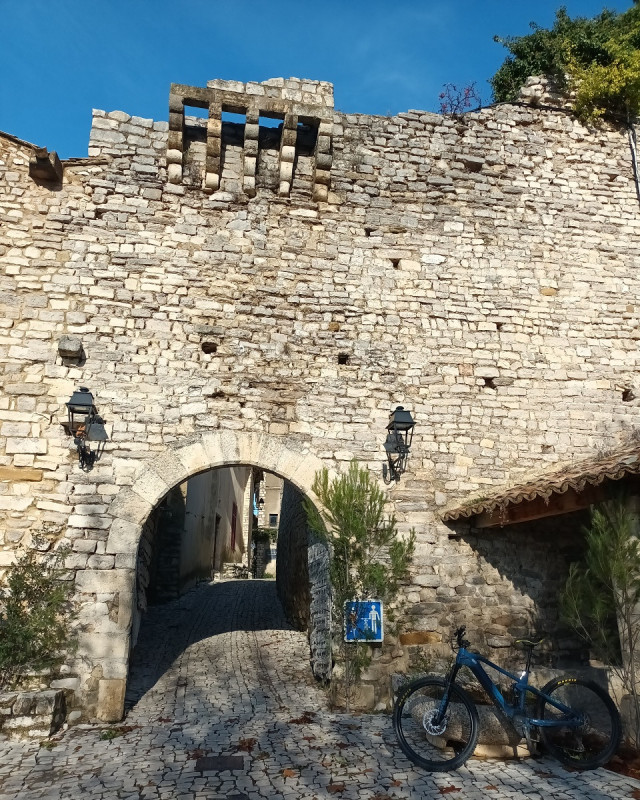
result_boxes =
[433,665,462,727]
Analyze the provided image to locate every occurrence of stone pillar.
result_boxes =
[243,110,259,197]
[279,113,298,197]
[167,90,184,184]
[313,119,333,202]
[205,102,222,193]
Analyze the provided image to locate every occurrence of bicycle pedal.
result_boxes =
[524,729,539,757]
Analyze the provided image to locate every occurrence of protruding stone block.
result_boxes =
[58,335,83,360]
[29,148,63,184]
[167,163,182,184]
[96,679,126,722]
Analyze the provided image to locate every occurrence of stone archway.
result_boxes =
[85,430,329,721]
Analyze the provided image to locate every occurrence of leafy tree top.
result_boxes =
[491,2,640,123]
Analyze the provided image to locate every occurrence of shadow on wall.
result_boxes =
[138,487,188,610]
[453,509,591,669]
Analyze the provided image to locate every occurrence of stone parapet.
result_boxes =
[0,690,66,739]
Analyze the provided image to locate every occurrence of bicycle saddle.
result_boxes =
[514,636,545,648]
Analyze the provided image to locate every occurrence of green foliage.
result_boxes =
[305,461,415,705]
[252,526,278,544]
[0,542,75,690]
[561,499,640,744]
[491,3,640,123]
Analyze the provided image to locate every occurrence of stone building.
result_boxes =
[1,75,640,722]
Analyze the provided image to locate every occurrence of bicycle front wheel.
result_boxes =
[536,677,621,769]
[393,677,479,771]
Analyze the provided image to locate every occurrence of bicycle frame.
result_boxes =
[439,647,584,730]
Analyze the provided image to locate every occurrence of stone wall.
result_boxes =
[1,75,640,718]
[276,480,311,630]
[0,690,66,740]
[277,480,332,680]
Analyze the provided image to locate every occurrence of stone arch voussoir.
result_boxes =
[93,431,330,722]
[106,430,328,571]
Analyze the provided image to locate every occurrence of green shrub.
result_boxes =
[561,499,640,745]
[0,542,75,690]
[252,527,278,544]
[491,3,640,123]
[304,461,415,708]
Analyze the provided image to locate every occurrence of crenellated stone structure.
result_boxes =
[166,78,333,199]
[1,76,640,722]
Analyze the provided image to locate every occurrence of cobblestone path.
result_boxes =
[2,580,639,800]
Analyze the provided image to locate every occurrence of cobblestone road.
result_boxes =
[2,580,639,800]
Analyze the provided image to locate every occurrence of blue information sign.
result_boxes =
[344,600,384,643]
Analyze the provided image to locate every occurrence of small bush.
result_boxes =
[0,541,75,690]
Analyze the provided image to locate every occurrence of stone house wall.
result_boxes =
[1,76,640,718]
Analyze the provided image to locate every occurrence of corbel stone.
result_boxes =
[58,335,83,361]
[243,109,259,197]
[279,113,298,197]
[167,103,184,184]
[204,102,222,193]
[29,148,63,184]
[313,118,333,202]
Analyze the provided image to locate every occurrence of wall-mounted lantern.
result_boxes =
[383,405,415,484]
[65,387,108,471]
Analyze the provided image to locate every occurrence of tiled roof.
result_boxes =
[442,441,640,522]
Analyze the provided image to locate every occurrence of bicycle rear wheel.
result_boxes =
[393,677,479,771]
[536,677,621,769]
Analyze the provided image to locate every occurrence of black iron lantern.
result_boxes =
[65,387,108,470]
[383,406,415,484]
[66,387,96,433]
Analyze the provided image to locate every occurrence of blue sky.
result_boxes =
[0,0,633,158]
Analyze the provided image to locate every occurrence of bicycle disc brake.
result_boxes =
[423,708,448,736]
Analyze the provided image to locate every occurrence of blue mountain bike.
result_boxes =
[393,626,621,771]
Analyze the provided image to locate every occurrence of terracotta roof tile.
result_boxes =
[442,441,640,523]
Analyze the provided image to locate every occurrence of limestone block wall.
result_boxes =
[1,75,640,718]
[276,480,311,630]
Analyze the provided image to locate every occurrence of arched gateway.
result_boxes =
[77,430,328,722]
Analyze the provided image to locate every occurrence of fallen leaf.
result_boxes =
[282,768,297,778]
[336,742,352,750]
[439,788,461,795]
[631,791,640,799]
[186,748,208,760]
[236,737,257,753]
[289,712,316,724]
[327,783,345,794]
[390,779,402,787]
[302,736,316,742]
[485,786,498,791]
